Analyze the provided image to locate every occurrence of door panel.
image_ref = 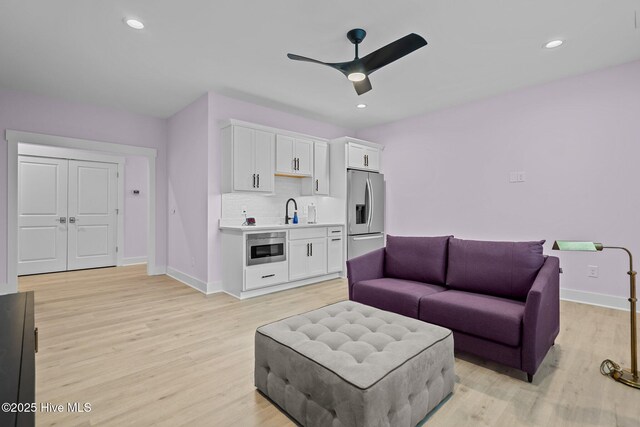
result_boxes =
[365,147,380,171]
[347,170,369,235]
[233,126,254,191]
[294,138,313,176]
[307,238,327,277]
[254,130,275,192]
[288,240,309,281]
[368,172,385,234]
[327,236,343,273]
[276,135,294,174]
[18,156,68,275]
[314,142,329,195]
[67,160,117,270]
[348,143,367,170]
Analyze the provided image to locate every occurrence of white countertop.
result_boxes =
[219,220,345,231]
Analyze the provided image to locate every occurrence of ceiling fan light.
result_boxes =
[348,72,366,82]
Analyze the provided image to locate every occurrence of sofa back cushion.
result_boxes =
[384,235,452,285]
[447,238,545,300]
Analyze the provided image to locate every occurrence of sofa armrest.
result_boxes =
[522,256,560,375]
[346,248,385,299]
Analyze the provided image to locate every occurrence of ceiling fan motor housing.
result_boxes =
[347,28,367,45]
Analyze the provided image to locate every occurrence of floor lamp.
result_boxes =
[552,240,639,389]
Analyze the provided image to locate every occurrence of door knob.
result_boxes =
[69,217,76,223]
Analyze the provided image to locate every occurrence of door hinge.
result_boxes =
[116,246,119,253]
[117,171,120,178]
[116,208,119,214]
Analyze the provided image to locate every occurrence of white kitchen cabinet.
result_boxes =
[327,236,344,273]
[245,262,288,290]
[348,142,380,172]
[289,236,327,281]
[276,135,313,176]
[301,141,330,196]
[222,124,275,193]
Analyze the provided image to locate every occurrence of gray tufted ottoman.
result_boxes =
[255,301,454,427]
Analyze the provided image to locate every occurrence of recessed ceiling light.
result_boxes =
[125,18,145,30]
[544,39,563,49]
[356,103,367,109]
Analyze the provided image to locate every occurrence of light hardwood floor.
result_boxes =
[19,265,640,427]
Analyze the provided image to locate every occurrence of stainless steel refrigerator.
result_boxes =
[347,169,385,260]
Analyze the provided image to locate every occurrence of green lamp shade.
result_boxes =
[552,240,603,251]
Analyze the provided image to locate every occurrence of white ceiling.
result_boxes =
[1,1,639,129]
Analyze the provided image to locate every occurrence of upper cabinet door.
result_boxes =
[347,142,380,172]
[314,142,329,195]
[294,138,313,176]
[275,135,294,174]
[364,146,380,171]
[253,130,275,192]
[232,126,255,191]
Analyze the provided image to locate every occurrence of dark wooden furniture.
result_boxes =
[0,292,36,427]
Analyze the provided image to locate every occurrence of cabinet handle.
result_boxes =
[252,174,256,188]
[332,238,341,241]
[310,243,313,256]
[316,179,319,191]
[69,217,76,224]
[296,158,299,171]
[257,174,260,188]
[331,230,341,233]
[34,327,39,353]
[306,243,310,256]
[57,217,67,224]
[261,274,275,279]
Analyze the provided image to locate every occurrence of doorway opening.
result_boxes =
[5,130,159,294]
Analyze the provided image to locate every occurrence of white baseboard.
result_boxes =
[122,256,148,266]
[207,281,223,295]
[0,284,15,296]
[560,288,640,312]
[166,267,207,294]
[149,265,167,275]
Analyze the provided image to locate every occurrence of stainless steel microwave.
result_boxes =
[246,232,286,266]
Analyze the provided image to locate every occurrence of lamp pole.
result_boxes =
[602,246,638,388]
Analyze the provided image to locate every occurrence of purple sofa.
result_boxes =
[346,235,560,382]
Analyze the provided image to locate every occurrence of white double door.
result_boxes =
[18,156,118,275]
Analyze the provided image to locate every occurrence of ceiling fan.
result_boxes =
[287,28,427,95]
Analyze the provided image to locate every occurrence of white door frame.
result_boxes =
[18,144,126,268]
[5,130,159,294]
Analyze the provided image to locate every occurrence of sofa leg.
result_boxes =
[527,373,534,383]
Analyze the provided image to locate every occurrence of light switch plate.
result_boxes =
[588,265,599,278]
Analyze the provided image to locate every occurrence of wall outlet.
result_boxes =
[241,206,247,215]
[517,171,526,182]
[509,172,518,183]
[588,265,599,278]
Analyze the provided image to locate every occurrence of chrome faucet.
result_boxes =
[285,198,298,224]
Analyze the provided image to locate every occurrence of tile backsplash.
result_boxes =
[221,177,343,226]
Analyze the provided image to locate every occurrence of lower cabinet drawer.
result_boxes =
[245,262,289,291]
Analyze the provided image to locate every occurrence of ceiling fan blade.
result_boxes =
[353,76,372,95]
[287,53,351,75]
[360,33,427,74]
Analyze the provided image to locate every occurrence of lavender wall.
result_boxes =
[357,60,640,301]
[207,92,351,290]
[124,156,148,260]
[0,89,168,284]
[166,94,209,284]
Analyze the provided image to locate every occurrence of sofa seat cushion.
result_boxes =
[419,290,525,347]
[352,278,447,318]
[447,238,545,301]
[385,235,452,285]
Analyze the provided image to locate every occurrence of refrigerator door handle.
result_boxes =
[352,235,384,241]
[366,177,373,229]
